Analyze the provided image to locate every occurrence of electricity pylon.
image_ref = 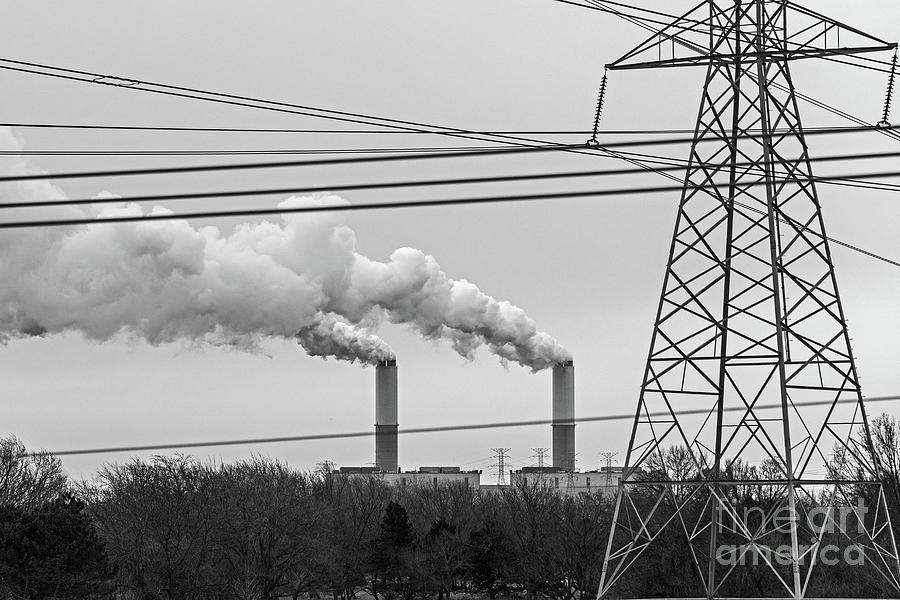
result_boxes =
[532,447,550,468]
[492,448,511,486]
[597,2,900,598]
[600,452,617,486]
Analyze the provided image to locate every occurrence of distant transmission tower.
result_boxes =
[531,447,550,468]
[599,452,617,487]
[492,448,511,486]
[596,2,900,598]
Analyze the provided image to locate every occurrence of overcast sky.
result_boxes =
[1,0,898,483]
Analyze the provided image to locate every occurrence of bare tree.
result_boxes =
[90,455,219,599]
[494,480,563,600]
[829,413,900,536]
[865,413,900,516]
[642,445,700,501]
[551,493,612,600]
[309,475,391,600]
[0,435,68,509]
[210,458,320,600]
[398,482,482,600]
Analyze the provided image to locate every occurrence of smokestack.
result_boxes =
[552,360,575,472]
[375,359,398,473]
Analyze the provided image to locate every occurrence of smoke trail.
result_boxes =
[0,129,569,370]
[298,313,394,365]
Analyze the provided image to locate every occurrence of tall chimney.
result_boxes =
[375,359,398,473]
[552,360,575,471]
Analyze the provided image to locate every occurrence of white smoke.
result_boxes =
[0,129,570,371]
[298,313,394,365]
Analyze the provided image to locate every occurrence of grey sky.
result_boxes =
[1,0,899,482]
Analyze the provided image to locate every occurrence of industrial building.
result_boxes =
[333,357,618,496]
[337,465,482,489]
[508,465,623,497]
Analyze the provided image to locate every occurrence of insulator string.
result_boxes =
[880,51,898,127]
[587,68,609,148]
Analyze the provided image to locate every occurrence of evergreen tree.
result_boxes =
[0,494,112,598]
[468,522,508,598]
[370,501,416,599]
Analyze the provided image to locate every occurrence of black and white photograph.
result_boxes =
[1,1,900,598]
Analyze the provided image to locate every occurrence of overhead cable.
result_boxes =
[2,125,899,184]
[2,169,900,274]
[5,148,900,211]
[0,144,578,183]
[0,146,523,157]
[1,122,884,137]
[29,395,900,457]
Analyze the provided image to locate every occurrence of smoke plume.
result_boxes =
[0,129,570,370]
[298,313,395,365]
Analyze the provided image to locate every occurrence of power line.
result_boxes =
[554,0,702,32]
[0,122,597,135]
[1,167,634,209]
[0,55,895,204]
[2,57,678,186]
[8,125,900,157]
[5,148,900,211]
[5,121,899,273]
[0,168,896,274]
[601,149,900,193]
[0,57,615,155]
[560,0,684,23]
[0,159,898,273]
[29,395,900,458]
[606,150,900,193]
[0,55,896,270]
[1,122,898,184]
[0,146,526,157]
[0,122,885,137]
[4,167,900,276]
[0,56,772,192]
[818,54,895,75]
[0,187,612,228]
[0,56,701,187]
[0,59,494,140]
[1,56,897,165]
[0,144,578,183]
[5,109,895,268]
[755,74,900,145]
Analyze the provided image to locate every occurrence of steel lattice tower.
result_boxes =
[597,2,900,598]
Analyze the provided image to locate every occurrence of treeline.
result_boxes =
[1,413,899,599]
[0,441,611,599]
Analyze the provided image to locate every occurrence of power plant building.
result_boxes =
[336,357,617,497]
[508,465,623,498]
[337,465,482,489]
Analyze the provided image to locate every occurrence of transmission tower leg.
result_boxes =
[598,481,626,596]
